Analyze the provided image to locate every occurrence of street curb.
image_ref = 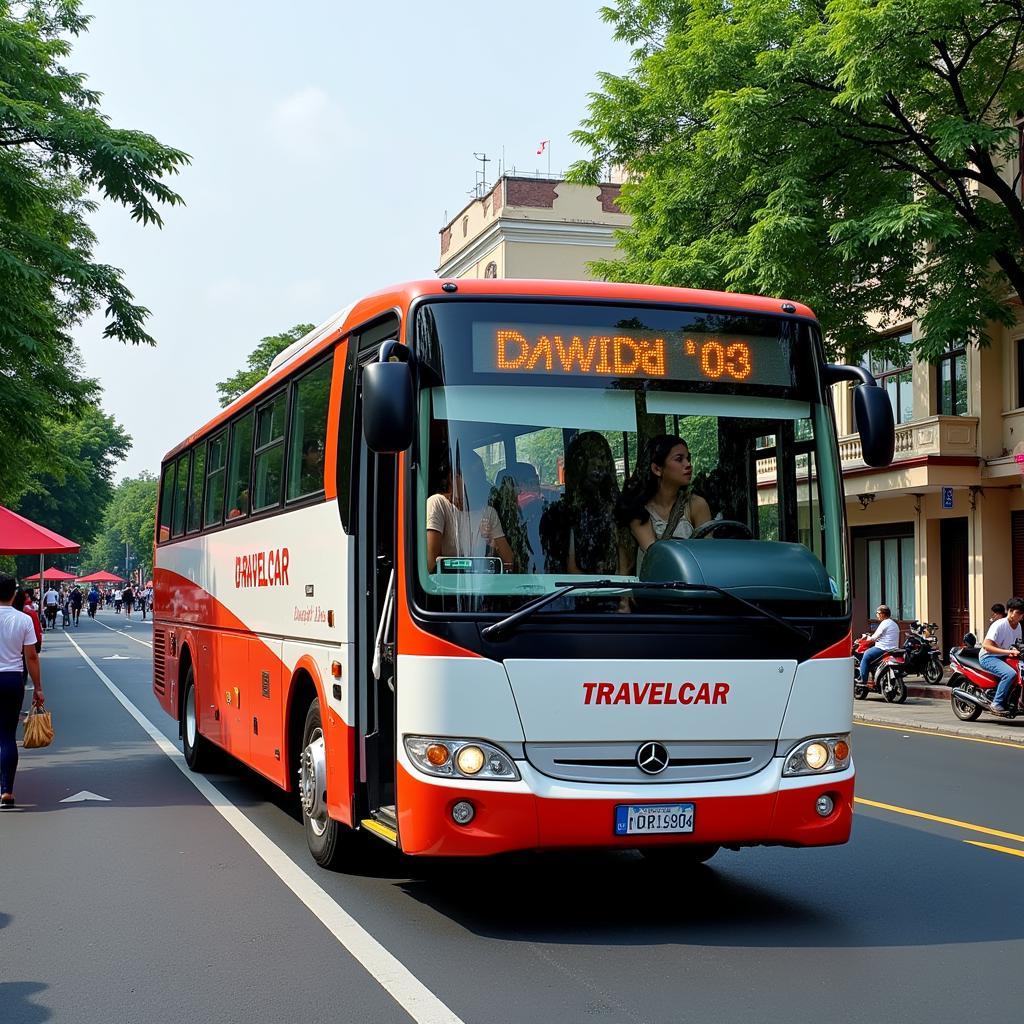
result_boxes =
[853,709,1024,745]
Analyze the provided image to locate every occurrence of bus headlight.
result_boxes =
[783,735,851,776]
[405,736,520,781]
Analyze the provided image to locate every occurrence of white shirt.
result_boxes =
[43,588,60,607]
[0,605,37,673]
[425,493,505,561]
[984,617,1022,658]
[868,617,901,651]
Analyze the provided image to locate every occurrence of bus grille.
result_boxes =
[153,629,166,695]
[524,740,775,784]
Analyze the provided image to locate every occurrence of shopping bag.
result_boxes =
[23,705,54,749]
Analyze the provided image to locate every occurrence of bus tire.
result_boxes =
[300,699,346,869]
[641,843,719,866]
[182,665,215,772]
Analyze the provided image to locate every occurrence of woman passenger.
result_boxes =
[618,434,712,575]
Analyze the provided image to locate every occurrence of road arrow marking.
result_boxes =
[60,791,111,803]
[102,654,130,660]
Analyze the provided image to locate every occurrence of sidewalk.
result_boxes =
[854,693,1024,745]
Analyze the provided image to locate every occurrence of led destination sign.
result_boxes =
[472,322,794,387]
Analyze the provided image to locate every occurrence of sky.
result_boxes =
[68,1,629,479]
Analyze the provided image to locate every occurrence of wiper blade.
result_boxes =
[480,579,626,642]
[480,579,811,643]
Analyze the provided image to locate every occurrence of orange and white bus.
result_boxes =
[154,279,894,868]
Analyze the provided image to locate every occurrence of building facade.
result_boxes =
[438,173,1024,656]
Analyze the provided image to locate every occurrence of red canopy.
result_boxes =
[0,505,79,555]
[23,567,79,582]
[76,571,126,584]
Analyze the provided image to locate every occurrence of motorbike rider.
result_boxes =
[981,596,1023,714]
[990,603,1006,623]
[858,604,900,684]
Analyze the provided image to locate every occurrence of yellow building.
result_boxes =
[438,173,1024,655]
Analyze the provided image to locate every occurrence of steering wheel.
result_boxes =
[691,518,753,540]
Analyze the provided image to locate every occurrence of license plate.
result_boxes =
[614,803,695,836]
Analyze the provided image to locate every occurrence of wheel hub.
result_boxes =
[299,731,327,829]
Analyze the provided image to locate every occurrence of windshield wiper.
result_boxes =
[480,579,812,643]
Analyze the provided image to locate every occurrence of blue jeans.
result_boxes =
[859,646,887,683]
[0,670,26,795]
[979,653,1017,708]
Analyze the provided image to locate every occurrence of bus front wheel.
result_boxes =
[300,699,346,869]
[182,665,215,772]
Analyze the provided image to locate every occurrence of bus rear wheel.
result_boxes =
[182,665,215,772]
[299,699,347,869]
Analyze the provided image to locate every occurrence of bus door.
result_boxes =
[351,323,401,836]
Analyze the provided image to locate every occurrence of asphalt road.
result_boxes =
[3,614,1022,1024]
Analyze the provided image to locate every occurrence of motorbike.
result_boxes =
[949,634,1024,722]
[853,621,942,703]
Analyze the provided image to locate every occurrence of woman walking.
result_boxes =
[0,574,45,809]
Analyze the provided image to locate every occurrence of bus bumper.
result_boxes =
[394,761,854,857]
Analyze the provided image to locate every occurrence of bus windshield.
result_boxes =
[413,300,847,617]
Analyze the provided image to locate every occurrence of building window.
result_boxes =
[1017,337,1024,410]
[484,261,498,279]
[462,216,469,237]
[866,533,915,621]
[937,342,968,416]
[867,331,913,424]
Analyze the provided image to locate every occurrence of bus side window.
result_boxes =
[253,392,286,511]
[186,443,206,534]
[286,359,331,501]
[158,462,175,542]
[204,430,228,528]
[171,452,190,538]
[226,412,254,520]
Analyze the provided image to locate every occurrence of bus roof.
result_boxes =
[161,278,817,463]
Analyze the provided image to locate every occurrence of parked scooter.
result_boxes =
[949,633,1024,721]
[906,620,944,684]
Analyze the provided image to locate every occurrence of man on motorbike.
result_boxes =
[858,604,900,684]
[981,597,1023,714]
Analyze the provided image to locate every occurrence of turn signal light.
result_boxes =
[425,743,450,766]
[833,739,850,762]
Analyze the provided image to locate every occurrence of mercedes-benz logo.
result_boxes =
[636,741,670,775]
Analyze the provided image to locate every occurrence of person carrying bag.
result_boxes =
[23,705,54,749]
[0,573,46,809]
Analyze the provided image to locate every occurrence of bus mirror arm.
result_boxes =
[823,364,895,469]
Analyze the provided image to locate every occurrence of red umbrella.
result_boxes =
[0,505,79,555]
[76,570,127,584]
[23,567,79,582]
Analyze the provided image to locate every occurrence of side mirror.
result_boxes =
[825,364,896,468]
[362,340,415,453]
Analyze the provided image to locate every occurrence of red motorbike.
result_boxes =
[853,634,908,703]
[949,633,1024,722]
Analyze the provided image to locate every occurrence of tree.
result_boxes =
[571,1,1024,359]
[216,323,315,407]
[12,406,131,577]
[0,1,188,492]
[79,472,157,579]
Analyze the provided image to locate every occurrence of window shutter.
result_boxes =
[1013,511,1024,597]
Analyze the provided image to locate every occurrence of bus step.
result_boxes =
[360,811,398,846]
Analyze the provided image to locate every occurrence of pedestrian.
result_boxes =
[69,585,83,627]
[60,588,70,628]
[140,584,152,620]
[42,583,60,629]
[113,587,122,614]
[122,584,134,618]
[13,589,43,664]
[990,603,1006,623]
[87,585,99,619]
[980,596,1023,715]
[0,573,45,809]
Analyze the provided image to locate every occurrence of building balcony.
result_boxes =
[836,415,979,470]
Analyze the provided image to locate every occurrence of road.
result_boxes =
[3,614,1022,1024]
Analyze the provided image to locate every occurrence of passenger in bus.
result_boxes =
[490,463,544,573]
[540,431,629,575]
[618,434,713,576]
[426,446,515,571]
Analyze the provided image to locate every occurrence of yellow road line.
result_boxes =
[855,796,1024,845]
[855,719,1024,751]
[964,841,1024,860]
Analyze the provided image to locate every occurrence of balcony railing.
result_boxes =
[756,415,979,481]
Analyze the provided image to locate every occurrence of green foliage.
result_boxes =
[79,472,157,578]
[0,0,188,499]
[216,323,316,407]
[571,0,1024,359]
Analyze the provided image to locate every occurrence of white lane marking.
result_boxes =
[61,790,111,803]
[91,617,154,649]
[102,655,130,661]
[61,630,464,1024]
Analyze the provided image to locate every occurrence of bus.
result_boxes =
[153,278,894,868]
